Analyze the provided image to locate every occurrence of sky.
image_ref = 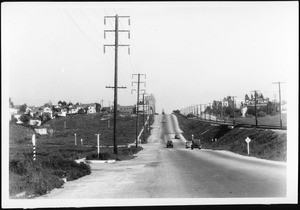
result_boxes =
[2,2,298,113]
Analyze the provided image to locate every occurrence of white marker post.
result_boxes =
[245,137,251,155]
[74,133,77,146]
[95,134,101,159]
[81,139,83,146]
[192,134,194,141]
[32,134,36,161]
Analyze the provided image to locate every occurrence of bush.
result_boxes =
[86,152,113,160]
[9,156,91,197]
[257,111,267,117]
[270,110,277,116]
[19,114,31,124]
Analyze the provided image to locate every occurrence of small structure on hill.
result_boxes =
[34,127,47,135]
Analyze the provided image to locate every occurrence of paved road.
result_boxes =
[40,114,286,199]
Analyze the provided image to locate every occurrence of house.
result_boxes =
[43,107,53,118]
[30,106,53,119]
[67,107,78,114]
[9,107,18,115]
[9,107,18,121]
[29,119,42,126]
[57,108,67,117]
[87,106,96,114]
[30,107,43,118]
[13,114,23,124]
[81,103,97,114]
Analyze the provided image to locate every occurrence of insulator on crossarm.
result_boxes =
[128,47,130,55]
[103,46,105,54]
[104,32,106,39]
[128,19,130,26]
[128,32,130,39]
[104,18,106,25]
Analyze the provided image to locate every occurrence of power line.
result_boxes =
[64,10,102,52]
[80,9,103,38]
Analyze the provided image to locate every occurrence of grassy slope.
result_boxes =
[235,113,287,127]
[175,114,286,161]
[9,113,147,198]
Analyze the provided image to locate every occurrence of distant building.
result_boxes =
[68,107,78,114]
[29,119,42,126]
[81,103,96,114]
[57,109,67,117]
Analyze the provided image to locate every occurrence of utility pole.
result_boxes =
[273,82,285,128]
[142,93,147,143]
[132,73,146,147]
[104,14,130,155]
[251,90,259,127]
[231,96,236,125]
[209,103,212,121]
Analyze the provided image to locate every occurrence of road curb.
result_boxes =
[85,160,116,164]
[75,158,116,164]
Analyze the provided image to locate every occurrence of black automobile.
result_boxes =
[166,140,173,148]
[191,139,201,150]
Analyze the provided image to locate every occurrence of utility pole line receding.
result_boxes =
[104,14,130,155]
[132,73,146,147]
[273,82,285,128]
[251,90,259,127]
[231,96,237,125]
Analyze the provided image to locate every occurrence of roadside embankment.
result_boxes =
[9,113,149,199]
[175,114,286,162]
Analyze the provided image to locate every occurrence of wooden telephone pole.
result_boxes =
[104,15,130,155]
[132,73,146,147]
[273,82,285,128]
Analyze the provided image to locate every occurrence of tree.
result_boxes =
[245,94,250,101]
[62,101,67,107]
[44,103,51,108]
[95,103,101,113]
[67,102,73,107]
[19,104,27,113]
[19,114,30,124]
[78,108,85,114]
[259,93,264,100]
[9,98,14,108]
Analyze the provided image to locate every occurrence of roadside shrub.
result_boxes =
[257,111,267,117]
[9,156,91,198]
[67,163,91,181]
[9,160,27,175]
[86,152,113,160]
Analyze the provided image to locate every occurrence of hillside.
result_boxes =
[175,114,287,161]
[9,113,148,198]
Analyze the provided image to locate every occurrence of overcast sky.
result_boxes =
[2,2,298,113]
